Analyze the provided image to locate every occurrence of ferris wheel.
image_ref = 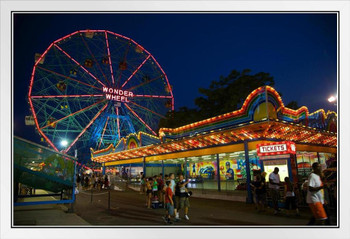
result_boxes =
[28,30,174,154]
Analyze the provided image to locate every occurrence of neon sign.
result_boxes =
[256,141,296,156]
[102,87,133,102]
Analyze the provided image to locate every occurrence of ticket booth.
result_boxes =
[256,141,297,183]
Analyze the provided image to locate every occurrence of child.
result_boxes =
[162,180,174,224]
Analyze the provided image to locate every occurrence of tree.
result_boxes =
[159,69,275,128]
[285,101,299,110]
[195,69,275,119]
[158,106,199,129]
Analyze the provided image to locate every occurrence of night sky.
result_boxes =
[14,13,338,146]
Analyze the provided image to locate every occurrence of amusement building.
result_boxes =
[14,30,337,208]
[91,86,337,202]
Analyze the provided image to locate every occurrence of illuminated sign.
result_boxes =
[102,87,133,102]
[256,141,296,156]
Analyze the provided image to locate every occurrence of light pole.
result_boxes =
[328,95,337,106]
[61,140,68,147]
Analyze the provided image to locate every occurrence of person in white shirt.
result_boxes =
[268,167,281,215]
[306,162,327,224]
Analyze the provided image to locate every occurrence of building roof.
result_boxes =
[91,119,336,163]
[91,86,337,163]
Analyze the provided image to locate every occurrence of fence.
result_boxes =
[79,188,112,210]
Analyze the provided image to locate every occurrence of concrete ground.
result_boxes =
[73,188,336,226]
[14,189,89,226]
[13,188,337,227]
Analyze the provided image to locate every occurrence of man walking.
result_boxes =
[169,173,178,219]
[269,167,281,215]
[176,174,190,220]
[307,162,328,225]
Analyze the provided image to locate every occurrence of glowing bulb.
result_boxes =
[61,140,68,147]
[328,96,336,103]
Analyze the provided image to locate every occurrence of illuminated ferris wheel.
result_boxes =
[28,30,174,154]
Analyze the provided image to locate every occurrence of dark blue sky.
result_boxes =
[14,13,337,144]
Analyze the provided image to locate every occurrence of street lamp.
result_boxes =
[61,140,68,147]
[328,96,337,103]
[327,95,337,107]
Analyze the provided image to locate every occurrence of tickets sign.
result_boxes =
[256,141,296,156]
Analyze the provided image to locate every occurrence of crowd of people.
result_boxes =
[251,163,336,225]
[76,173,110,191]
[76,163,335,226]
[139,172,192,224]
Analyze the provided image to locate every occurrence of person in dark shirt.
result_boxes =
[251,174,267,212]
[175,174,190,220]
[157,173,164,205]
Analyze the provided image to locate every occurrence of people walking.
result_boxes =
[251,174,266,212]
[175,174,190,220]
[157,173,164,206]
[104,175,109,189]
[169,173,178,218]
[268,167,281,215]
[162,180,174,224]
[306,162,328,225]
[84,175,89,190]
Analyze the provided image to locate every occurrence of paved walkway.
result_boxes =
[73,189,335,226]
[14,189,89,226]
[14,188,337,226]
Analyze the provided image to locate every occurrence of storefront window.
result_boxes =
[186,155,218,190]
[163,159,182,176]
[319,153,336,170]
[296,152,318,177]
[129,165,143,181]
[248,150,262,180]
[145,161,162,177]
[263,159,289,182]
[218,152,242,191]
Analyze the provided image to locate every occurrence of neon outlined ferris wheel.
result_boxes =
[28,30,174,154]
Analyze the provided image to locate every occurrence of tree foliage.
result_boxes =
[159,69,275,129]
[285,100,299,110]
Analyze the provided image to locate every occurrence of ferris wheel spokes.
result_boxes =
[124,103,157,135]
[30,94,104,99]
[29,30,174,153]
[115,37,132,88]
[121,54,151,88]
[98,116,110,149]
[79,33,110,86]
[126,75,163,92]
[54,44,106,88]
[39,99,106,130]
[36,66,102,91]
[116,106,121,140]
[104,31,115,86]
[128,100,166,119]
[133,94,173,99]
[64,103,108,153]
